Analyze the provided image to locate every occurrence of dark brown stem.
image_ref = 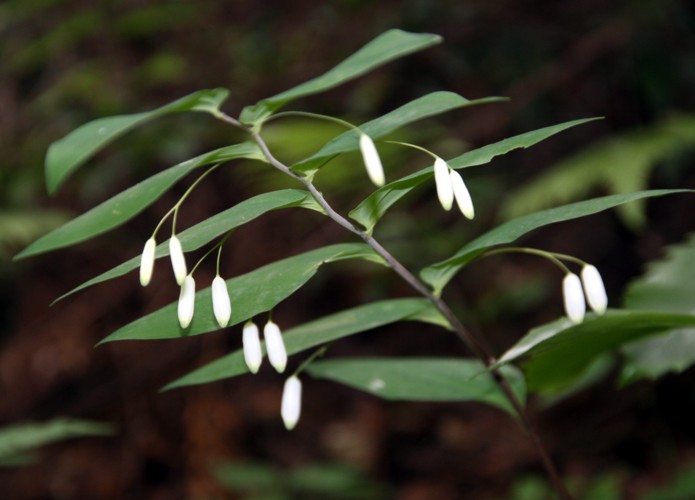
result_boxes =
[217,112,573,500]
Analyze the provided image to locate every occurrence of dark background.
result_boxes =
[2,0,695,498]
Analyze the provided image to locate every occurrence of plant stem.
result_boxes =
[217,112,573,500]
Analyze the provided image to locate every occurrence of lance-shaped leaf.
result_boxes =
[495,310,695,394]
[621,234,695,382]
[46,88,229,193]
[54,189,321,302]
[349,118,599,233]
[163,298,444,390]
[16,143,264,260]
[239,30,441,126]
[0,419,114,466]
[421,189,692,296]
[290,92,504,178]
[306,358,526,417]
[99,243,384,344]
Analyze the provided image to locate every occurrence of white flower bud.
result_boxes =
[177,275,196,328]
[562,273,586,324]
[433,157,454,211]
[359,134,385,187]
[169,236,187,285]
[264,319,287,373]
[211,275,232,328]
[139,238,156,287]
[281,375,302,430]
[242,321,262,374]
[450,169,475,220]
[581,265,607,315]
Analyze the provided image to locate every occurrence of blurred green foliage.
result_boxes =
[213,461,389,500]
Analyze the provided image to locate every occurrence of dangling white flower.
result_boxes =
[169,235,187,285]
[139,238,156,287]
[433,157,454,211]
[211,275,232,328]
[264,319,287,373]
[450,169,475,220]
[177,275,196,328]
[242,321,262,373]
[581,265,607,315]
[281,375,302,430]
[562,273,586,324]
[359,134,385,187]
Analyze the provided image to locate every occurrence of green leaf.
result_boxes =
[100,243,384,344]
[239,30,442,126]
[45,88,229,193]
[349,118,599,233]
[0,419,114,466]
[500,114,695,230]
[621,233,695,382]
[421,189,691,296]
[291,92,505,178]
[306,358,526,416]
[16,142,264,260]
[163,298,441,390]
[54,189,320,302]
[495,311,695,394]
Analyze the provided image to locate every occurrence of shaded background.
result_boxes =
[2,0,695,498]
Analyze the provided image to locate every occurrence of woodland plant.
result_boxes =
[16,30,695,498]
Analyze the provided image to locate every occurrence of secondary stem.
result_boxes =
[217,112,573,500]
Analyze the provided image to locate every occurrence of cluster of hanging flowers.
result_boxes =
[562,264,608,324]
[138,229,299,429]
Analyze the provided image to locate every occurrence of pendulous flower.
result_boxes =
[433,157,454,211]
[169,235,187,285]
[281,375,302,430]
[264,319,287,373]
[211,275,232,328]
[139,238,156,287]
[562,272,586,324]
[242,321,263,373]
[450,169,475,220]
[581,264,607,315]
[177,275,196,328]
[359,134,385,187]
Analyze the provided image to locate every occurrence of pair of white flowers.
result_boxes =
[562,264,608,324]
[359,134,475,219]
[139,235,232,329]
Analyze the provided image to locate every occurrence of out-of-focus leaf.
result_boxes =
[214,461,387,500]
[349,118,599,233]
[15,143,263,260]
[288,464,388,499]
[421,190,691,296]
[500,114,695,230]
[239,30,442,125]
[100,243,384,344]
[54,189,320,302]
[46,88,229,193]
[163,298,441,390]
[291,92,504,178]
[306,357,526,416]
[495,311,695,394]
[213,462,282,494]
[642,464,695,500]
[621,234,695,382]
[0,209,70,259]
[0,419,114,467]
